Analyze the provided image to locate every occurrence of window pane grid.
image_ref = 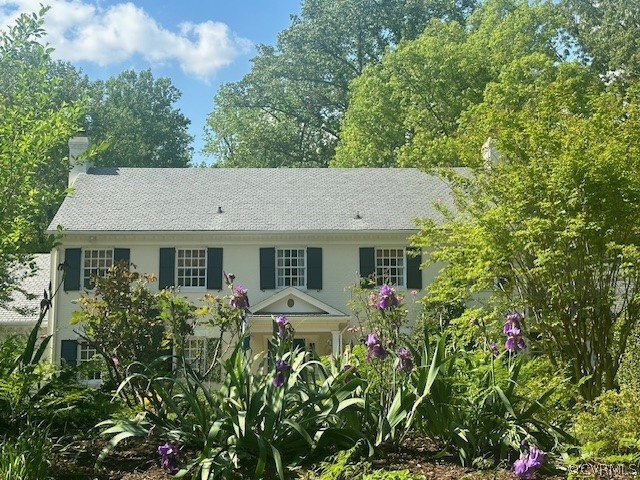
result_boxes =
[79,343,101,380]
[276,248,306,287]
[375,248,404,286]
[184,337,206,374]
[83,249,113,288]
[177,249,206,288]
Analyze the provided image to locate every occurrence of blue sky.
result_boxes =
[0,0,302,164]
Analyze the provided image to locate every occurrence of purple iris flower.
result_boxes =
[526,445,546,469]
[365,333,387,361]
[396,347,413,372]
[273,372,286,387]
[229,284,249,310]
[275,314,290,338]
[503,311,522,335]
[513,455,531,478]
[489,341,500,357]
[503,311,526,351]
[505,335,526,351]
[273,358,291,387]
[376,283,400,310]
[157,442,178,472]
[513,445,546,478]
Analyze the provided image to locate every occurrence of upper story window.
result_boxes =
[83,249,113,289]
[376,248,405,287]
[79,342,101,381]
[260,247,321,291]
[177,248,206,288]
[276,248,306,287]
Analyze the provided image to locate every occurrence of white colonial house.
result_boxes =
[40,136,457,369]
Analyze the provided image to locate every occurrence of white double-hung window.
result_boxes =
[276,248,306,287]
[375,248,405,287]
[78,342,101,381]
[184,337,206,374]
[176,248,207,288]
[83,249,113,288]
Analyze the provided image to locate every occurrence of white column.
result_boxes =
[331,330,341,356]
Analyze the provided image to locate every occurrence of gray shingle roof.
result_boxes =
[0,254,50,325]
[48,168,460,233]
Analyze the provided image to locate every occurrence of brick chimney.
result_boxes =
[68,135,91,186]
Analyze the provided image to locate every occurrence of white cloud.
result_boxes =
[0,0,252,81]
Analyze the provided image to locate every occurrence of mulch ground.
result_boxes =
[51,436,637,479]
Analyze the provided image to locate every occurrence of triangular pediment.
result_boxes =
[250,287,346,316]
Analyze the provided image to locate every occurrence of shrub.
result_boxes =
[617,327,640,393]
[414,338,571,468]
[0,303,68,431]
[99,316,369,479]
[306,447,425,480]
[573,386,640,456]
[71,262,197,405]
[33,384,126,437]
[515,356,576,426]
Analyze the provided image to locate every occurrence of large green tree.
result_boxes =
[562,0,640,83]
[415,55,640,400]
[0,8,87,306]
[88,69,193,167]
[204,0,477,167]
[333,0,566,168]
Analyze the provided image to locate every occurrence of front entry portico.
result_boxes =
[247,287,351,356]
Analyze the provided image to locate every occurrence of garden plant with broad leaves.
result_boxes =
[347,282,444,446]
[412,311,568,471]
[98,281,369,479]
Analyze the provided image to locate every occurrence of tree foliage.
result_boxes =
[0,7,86,306]
[562,0,640,83]
[204,0,477,167]
[88,69,193,167]
[414,57,640,400]
[333,0,566,168]
[71,263,196,404]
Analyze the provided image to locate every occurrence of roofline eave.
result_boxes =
[46,228,422,236]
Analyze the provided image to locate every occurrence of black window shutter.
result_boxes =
[406,248,423,290]
[307,247,323,290]
[207,248,223,290]
[159,248,176,289]
[60,339,78,367]
[359,247,375,287]
[63,248,81,291]
[260,247,276,290]
[113,248,130,265]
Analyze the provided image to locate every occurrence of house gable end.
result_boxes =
[250,287,346,316]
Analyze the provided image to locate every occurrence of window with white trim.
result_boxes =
[176,248,206,287]
[79,343,101,381]
[184,337,206,374]
[276,248,306,287]
[83,249,113,289]
[375,248,405,286]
